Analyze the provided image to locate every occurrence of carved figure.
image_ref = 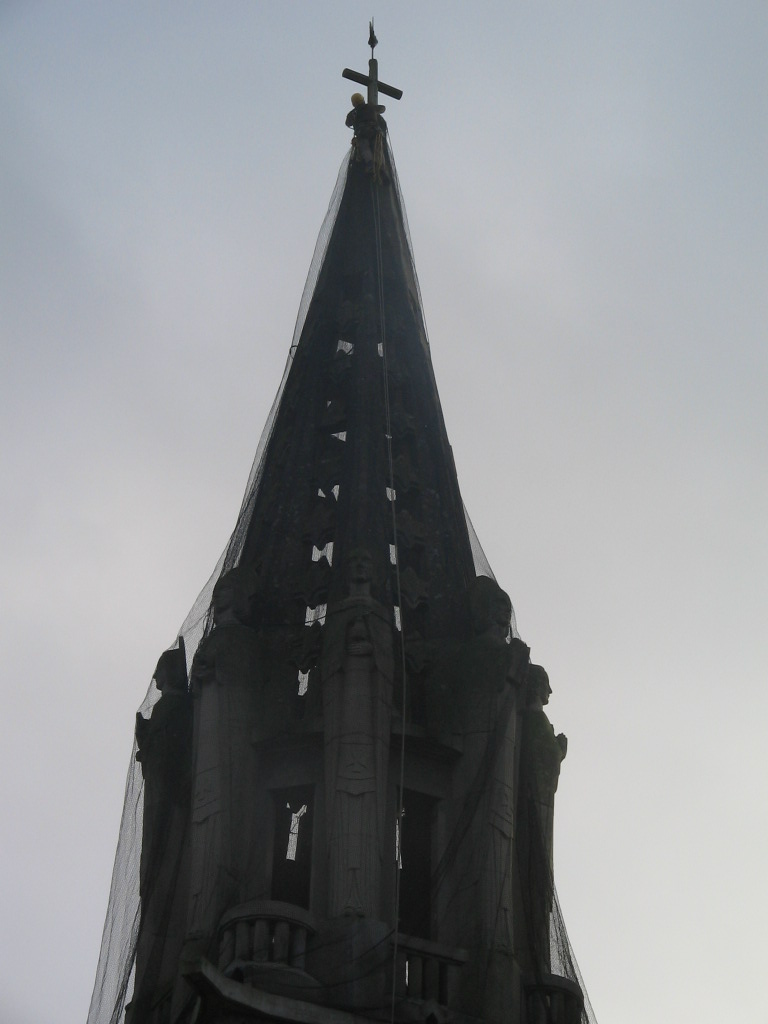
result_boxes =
[321,549,393,919]
[130,641,192,1023]
[515,663,567,976]
[470,575,514,644]
[521,665,567,864]
[136,640,190,805]
[470,580,519,952]
[427,578,529,957]
[186,567,262,949]
[427,576,527,738]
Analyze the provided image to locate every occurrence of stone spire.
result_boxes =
[235,115,477,654]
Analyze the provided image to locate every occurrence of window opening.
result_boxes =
[285,804,308,861]
[337,340,354,355]
[394,606,401,631]
[297,670,309,696]
[396,789,434,939]
[386,486,396,502]
[377,342,384,357]
[312,541,334,565]
[271,786,314,908]
[305,603,327,626]
[389,544,397,565]
[331,431,347,442]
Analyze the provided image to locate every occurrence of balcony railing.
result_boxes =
[391,933,468,1006]
[217,900,319,974]
[216,907,469,1012]
[526,974,584,1024]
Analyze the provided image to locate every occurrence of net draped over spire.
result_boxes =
[87,141,500,1024]
[88,138,595,1024]
[229,143,483,636]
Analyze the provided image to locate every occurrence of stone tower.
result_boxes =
[90,41,589,1024]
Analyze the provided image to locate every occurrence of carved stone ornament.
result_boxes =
[321,549,394,919]
[186,567,265,947]
[135,638,190,799]
[426,576,528,738]
[522,664,567,802]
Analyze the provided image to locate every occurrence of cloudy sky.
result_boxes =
[2,4,766,1023]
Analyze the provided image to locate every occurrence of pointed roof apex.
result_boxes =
[342,25,403,110]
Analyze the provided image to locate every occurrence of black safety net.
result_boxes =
[87,137,594,1024]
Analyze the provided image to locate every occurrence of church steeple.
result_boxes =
[88,42,593,1024]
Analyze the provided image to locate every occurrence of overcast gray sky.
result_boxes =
[2,4,766,1023]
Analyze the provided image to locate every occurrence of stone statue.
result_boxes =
[521,665,567,865]
[136,640,190,805]
[515,663,567,978]
[135,640,191,884]
[426,576,528,738]
[426,577,529,972]
[130,640,192,1024]
[321,549,393,919]
[468,579,521,952]
[185,566,262,951]
[469,574,514,644]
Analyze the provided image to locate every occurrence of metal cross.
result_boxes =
[342,21,403,109]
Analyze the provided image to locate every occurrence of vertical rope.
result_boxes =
[370,174,409,1024]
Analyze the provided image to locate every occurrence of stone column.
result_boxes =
[321,549,393,921]
[185,568,261,955]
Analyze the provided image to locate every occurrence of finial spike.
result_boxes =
[368,20,378,56]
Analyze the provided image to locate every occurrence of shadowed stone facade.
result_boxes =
[124,49,582,1024]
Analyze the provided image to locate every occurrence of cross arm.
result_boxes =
[342,68,403,101]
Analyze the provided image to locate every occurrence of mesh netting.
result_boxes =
[87,138,592,1024]
[86,152,353,1024]
[551,886,598,1024]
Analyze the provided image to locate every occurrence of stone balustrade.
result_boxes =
[526,974,583,1024]
[217,900,319,974]
[391,933,468,1006]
